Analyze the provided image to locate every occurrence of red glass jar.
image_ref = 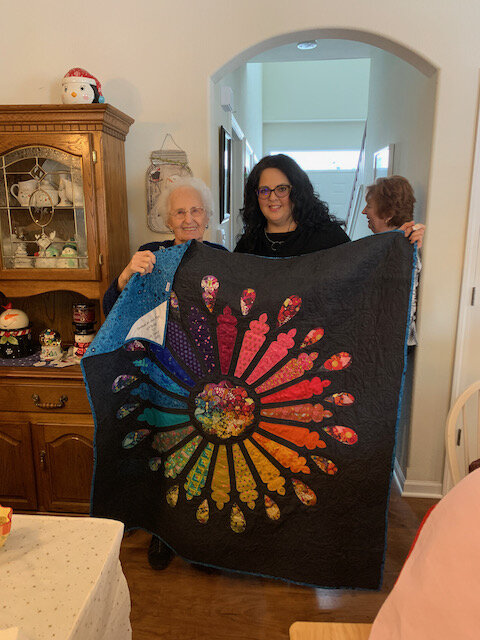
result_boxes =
[72,303,95,325]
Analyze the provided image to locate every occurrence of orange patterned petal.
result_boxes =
[253,432,310,473]
[259,421,326,450]
[261,403,332,423]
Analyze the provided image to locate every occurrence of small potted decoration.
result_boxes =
[0,505,13,548]
[39,328,63,361]
[0,304,33,359]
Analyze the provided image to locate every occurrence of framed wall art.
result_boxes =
[219,126,232,223]
[373,144,395,181]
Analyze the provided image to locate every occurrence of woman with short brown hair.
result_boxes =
[363,175,422,242]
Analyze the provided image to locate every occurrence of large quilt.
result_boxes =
[82,232,416,589]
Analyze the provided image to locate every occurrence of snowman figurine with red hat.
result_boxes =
[61,67,105,104]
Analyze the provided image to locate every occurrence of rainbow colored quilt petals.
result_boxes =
[84,235,415,589]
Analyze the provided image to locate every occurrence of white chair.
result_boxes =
[445,380,480,485]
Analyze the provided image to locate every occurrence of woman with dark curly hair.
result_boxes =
[234,154,349,256]
[234,154,424,256]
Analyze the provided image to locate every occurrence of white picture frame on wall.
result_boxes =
[373,144,395,181]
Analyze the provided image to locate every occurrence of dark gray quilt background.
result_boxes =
[83,232,415,588]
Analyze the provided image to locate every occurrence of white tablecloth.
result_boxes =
[0,515,132,640]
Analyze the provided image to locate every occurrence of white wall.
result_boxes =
[350,49,437,491]
[263,121,366,153]
[262,59,370,121]
[353,49,436,241]
[210,63,263,248]
[2,0,479,496]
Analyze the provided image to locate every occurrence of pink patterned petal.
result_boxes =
[323,352,352,371]
[277,295,302,327]
[240,289,256,316]
[323,425,358,445]
[300,327,324,349]
[234,313,270,378]
[255,352,318,394]
[201,275,219,313]
[246,328,296,384]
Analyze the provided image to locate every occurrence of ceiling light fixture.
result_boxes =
[297,40,317,50]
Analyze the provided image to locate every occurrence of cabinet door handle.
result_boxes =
[32,394,68,409]
[40,450,46,468]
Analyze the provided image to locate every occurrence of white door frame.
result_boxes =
[230,115,245,249]
[443,95,480,494]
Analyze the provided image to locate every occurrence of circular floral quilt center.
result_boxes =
[194,380,255,439]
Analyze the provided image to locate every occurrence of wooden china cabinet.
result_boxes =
[0,104,134,513]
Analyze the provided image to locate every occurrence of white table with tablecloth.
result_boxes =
[0,514,131,640]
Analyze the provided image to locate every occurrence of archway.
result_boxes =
[209,27,438,491]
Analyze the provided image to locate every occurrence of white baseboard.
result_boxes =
[393,458,406,494]
[402,479,444,499]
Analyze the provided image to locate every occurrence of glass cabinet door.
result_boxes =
[0,143,95,275]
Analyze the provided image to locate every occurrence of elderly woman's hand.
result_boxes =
[399,221,425,249]
[118,250,157,292]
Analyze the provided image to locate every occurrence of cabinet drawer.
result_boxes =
[0,380,92,414]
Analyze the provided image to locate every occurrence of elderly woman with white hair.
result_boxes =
[102,176,226,571]
[102,176,226,317]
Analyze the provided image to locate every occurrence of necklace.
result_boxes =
[263,228,287,252]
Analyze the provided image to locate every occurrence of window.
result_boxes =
[270,150,360,171]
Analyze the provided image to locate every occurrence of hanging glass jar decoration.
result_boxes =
[146,134,192,233]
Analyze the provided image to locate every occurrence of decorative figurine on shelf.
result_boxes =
[72,302,96,361]
[0,303,33,359]
[57,240,78,268]
[34,231,57,268]
[39,328,63,361]
[13,235,33,269]
[61,68,105,104]
[73,329,95,361]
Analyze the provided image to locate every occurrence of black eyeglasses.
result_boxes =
[256,184,292,200]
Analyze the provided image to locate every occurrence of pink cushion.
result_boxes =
[369,469,480,639]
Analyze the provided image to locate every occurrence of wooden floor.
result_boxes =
[120,488,437,640]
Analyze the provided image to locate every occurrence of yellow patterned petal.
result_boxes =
[211,445,230,509]
[244,439,286,495]
[164,435,202,478]
[232,444,258,509]
[166,485,179,507]
[230,503,246,533]
[196,499,209,524]
[264,495,281,520]
[253,432,310,474]
[184,442,214,500]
